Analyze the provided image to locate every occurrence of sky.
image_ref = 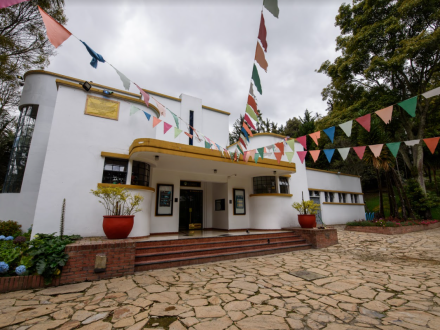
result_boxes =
[47,0,343,131]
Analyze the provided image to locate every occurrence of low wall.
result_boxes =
[283,227,338,248]
[345,222,440,235]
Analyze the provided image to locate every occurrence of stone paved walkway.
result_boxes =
[2,226,440,330]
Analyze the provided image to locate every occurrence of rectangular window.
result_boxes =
[189,110,194,145]
[279,177,289,194]
[253,176,277,194]
[102,158,128,184]
[351,194,358,203]
[338,193,346,203]
[131,161,150,187]
[325,192,334,202]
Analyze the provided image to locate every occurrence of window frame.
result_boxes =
[131,161,150,187]
[252,176,277,194]
[102,157,129,184]
[279,177,290,194]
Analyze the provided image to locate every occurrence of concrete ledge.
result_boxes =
[345,222,440,235]
[282,228,338,248]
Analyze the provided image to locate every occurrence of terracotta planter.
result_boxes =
[103,215,134,239]
[298,214,316,228]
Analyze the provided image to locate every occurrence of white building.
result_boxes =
[0,70,365,237]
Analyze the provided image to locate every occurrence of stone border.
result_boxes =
[282,228,338,248]
[345,221,440,235]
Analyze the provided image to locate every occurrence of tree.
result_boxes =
[318,0,440,193]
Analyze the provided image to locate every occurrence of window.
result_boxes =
[3,105,38,193]
[309,190,320,197]
[338,193,346,203]
[324,192,334,202]
[253,176,277,194]
[351,194,358,203]
[102,158,128,184]
[279,177,289,194]
[131,161,150,186]
[189,110,194,145]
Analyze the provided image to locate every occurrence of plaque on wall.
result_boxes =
[155,184,174,216]
[233,189,246,215]
[84,95,120,120]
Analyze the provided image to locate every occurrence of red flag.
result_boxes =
[274,152,282,164]
[38,6,72,48]
[353,146,366,160]
[296,136,307,150]
[356,114,371,132]
[275,142,284,155]
[424,137,440,154]
[244,114,256,130]
[297,151,307,164]
[258,12,268,52]
[309,150,320,162]
[135,83,150,107]
[239,138,247,150]
[248,94,258,114]
[1,0,28,9]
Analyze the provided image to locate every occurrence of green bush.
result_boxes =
[405,179,440,219]
[0,220,22,237]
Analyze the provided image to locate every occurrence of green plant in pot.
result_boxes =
[292,194,320,228]
[91,186,143,239]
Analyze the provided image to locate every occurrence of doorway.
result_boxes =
[179,190,203,230]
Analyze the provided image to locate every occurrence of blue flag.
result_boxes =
[324,149,335,163]
[241,127,250,142]
[81,41,105,68]
[143,111,151,121]
[323,126,335,143]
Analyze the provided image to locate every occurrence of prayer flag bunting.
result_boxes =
[143,111,151,121]
[355,114,371,132]
[255,42,268,72]
[309,131,320,146]
[246,104,258,121]
[205,141,211,149]
[216,144,222,152]
[113,67,130,91]
[184,132,193,139]
[386,142,401,158]
[241,127,250,142]
[337,147,350,160]
[249,83,256,99]
[424,137,440,154]
[404,139,420,147]
[263,0,279,18]
[286,151,294,163]
[130,106,140,116]
[254,153,260,163]
[244,114,256,130]
[258,12,268,52]
[153,97,166,117]
[237,144,244,155]
[309,150,320,162]
[38,6,72,48]
[323,149,335,163]
[1,0,28,9]
[375,106,393,124]
[252,64,262,95]
[369,144,384,158]
[323,126,335,143]
[297,151,307,164]
[422,87,440,99]
[243,122,253,137]
[152,117,161,128]
[169,110,179,128]
[174,127,182,138]
[135,83,150,107]
[339,120,353,137]
[81,41,105,68]
[286,139,295,152]
[257,147,264,159]
[163,122,172,134]
[275,142,284,155]
[296,136,307,150]
[274,152,282,164]
[249,150,256,160]
[248,94,258,113]
[353,146,366,160]
[239,137,247,150]
[398,96,417,117]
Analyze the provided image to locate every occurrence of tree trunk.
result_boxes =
[426,164,432,183]
[377,169,385,218]
[386,172,397,218]
[434,167,439,196]
[391,167,416,219]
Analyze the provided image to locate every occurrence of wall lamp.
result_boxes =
[214,169,217,174]
[79,81,92,92]
[273,171,277,175]
[155,155,159,161]
[103,90,113,95]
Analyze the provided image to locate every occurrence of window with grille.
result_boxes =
[351,194,358,203]
[131,161,150,187]
[279,177,289,194]
[338,193,346,203]
[253,176,277,194]
[102,158,128,184]
[324,192,334,202]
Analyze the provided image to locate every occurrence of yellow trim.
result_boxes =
[306,167,361,178]
[97,183,155,192]
[129,138,296,172]
[101,152,130,160]
[142,88,182,102]
[249,193,293,197]
[55,79,161,117]
[281,175,291,178]
[308,188,363,195]
[322,202,364,206]
[202,105,230,116]
[227,133,294,148]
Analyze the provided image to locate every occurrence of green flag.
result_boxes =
[254,153,260,163]
[174,127,182,138]
[246,104,258,121]
[169,110,179,128]
[205,141,211,149]
[386,142,401,158]
[252,64,262,95]
[257,147,264,159]
[398,96,417,117]
[130,105,140,116]
[237,144,244,155]
[263,0,279,18]
[286,151,294,163]
[286,139,295,152]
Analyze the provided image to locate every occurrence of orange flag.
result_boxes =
[375,106,393,124]
[274,152,282,164]
[424,137,440,154]
[309,131,320,146]
[369,144,383,158]
[243,122,253,137]
[255,42,268,72]
[247,94,258,114]
[309,150,320,162]
[275,142,284,155]
[38,6,72,48]
[152,117,162,128]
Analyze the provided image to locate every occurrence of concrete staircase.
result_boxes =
[134,232,311,271]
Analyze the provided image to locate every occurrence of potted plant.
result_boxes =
[292,194,320,228]
[91,186,143,239]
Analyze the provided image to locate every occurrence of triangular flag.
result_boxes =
[184,132,193,139]
[323,127,335,143]
[237,144,244,155]
[386,142,401,158]
[257,147,264,159]
[113,67,131,91]
[249,83,256,99]
[424,137,440,154]
[135,83,150,107]
[252,64,262,95]
[275,142,284,155]
[254,153,260,163]
[375,106,393,124]
[244,114,256,130]
[216,144,222,152]
[163,122,172,134]
[38,6,72,48]
[239,137,247,150]
[255,42,268,72]
[398,96,417,117]
[248,94,258,114]
[309,131,321,146]
[143,111,151,121]
[297,151,307,164]
[286,151,294,163]
[323,149,335,163]
[353,146,366,160]
[369,144,384,158]
[422,87,440,99]
[246,104,258,121]
[355,114,371,132]
[286,139,295,152]
[309,150,320,162]
[274,152,282,164]
[174,127,182,138]
[296,136,307,150]
[249,150,256,161]
[263,0,279,18]
[169,110,179,128]
[80,41,105,69]
[258,12,268,52]
[404,139,420,146]
[153,97,166,117]
[1,0,29,10]
[205,141,211,149]
[130,106,140,116]
[241,127,250,142]
[152,117,161,128]
[337,147,350,160]
[339,120,353,137]
[243,122,253,137]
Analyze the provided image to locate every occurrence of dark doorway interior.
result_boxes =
[179,189,203,230]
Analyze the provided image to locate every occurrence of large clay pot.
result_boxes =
[103,215,134,239]
[298,214,316,228]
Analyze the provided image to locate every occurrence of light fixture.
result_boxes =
[273,171,277,175]
[79,81,92,92]
[155,155,159,161]
[16,75,23,80]
[103,90,113,95]
[214,169,217,174]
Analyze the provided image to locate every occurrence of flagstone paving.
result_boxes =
[2,225,440,329]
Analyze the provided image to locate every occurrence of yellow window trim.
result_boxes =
[308,188,363,195]
[100,152,130,160]
[249,193,293,197]
[97,183,155,192]
[306,167,361,178]
[322,202,364,206]
[201,105,230,116]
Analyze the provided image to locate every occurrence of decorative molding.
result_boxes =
[97,183,155,192]
[308,188,363,195]
[249,193,293,197]
[322,202,365,206]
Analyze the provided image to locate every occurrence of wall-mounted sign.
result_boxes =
[155,184,174,216]
[233,189,246,215]
[180,181,201,188]
[84,95,120,120]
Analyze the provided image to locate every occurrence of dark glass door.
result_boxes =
[179,190,203,230]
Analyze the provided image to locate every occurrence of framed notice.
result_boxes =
[155,184,174,216]
[84,95,120,121]
[233,189,246,215]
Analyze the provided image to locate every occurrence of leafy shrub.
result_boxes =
[346,217,439,227]
[0,220,22,237]
[13,236,28,244]
[405,179,440,219]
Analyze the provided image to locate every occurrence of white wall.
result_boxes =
[227,176,251,230]
[211,183,228,229]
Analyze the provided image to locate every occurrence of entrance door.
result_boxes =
[179,190,203,230]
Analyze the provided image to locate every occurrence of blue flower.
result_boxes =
[15,265,26,276]
[0,262,9,274]
[0,235,5,240]
[5,236,13,241]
